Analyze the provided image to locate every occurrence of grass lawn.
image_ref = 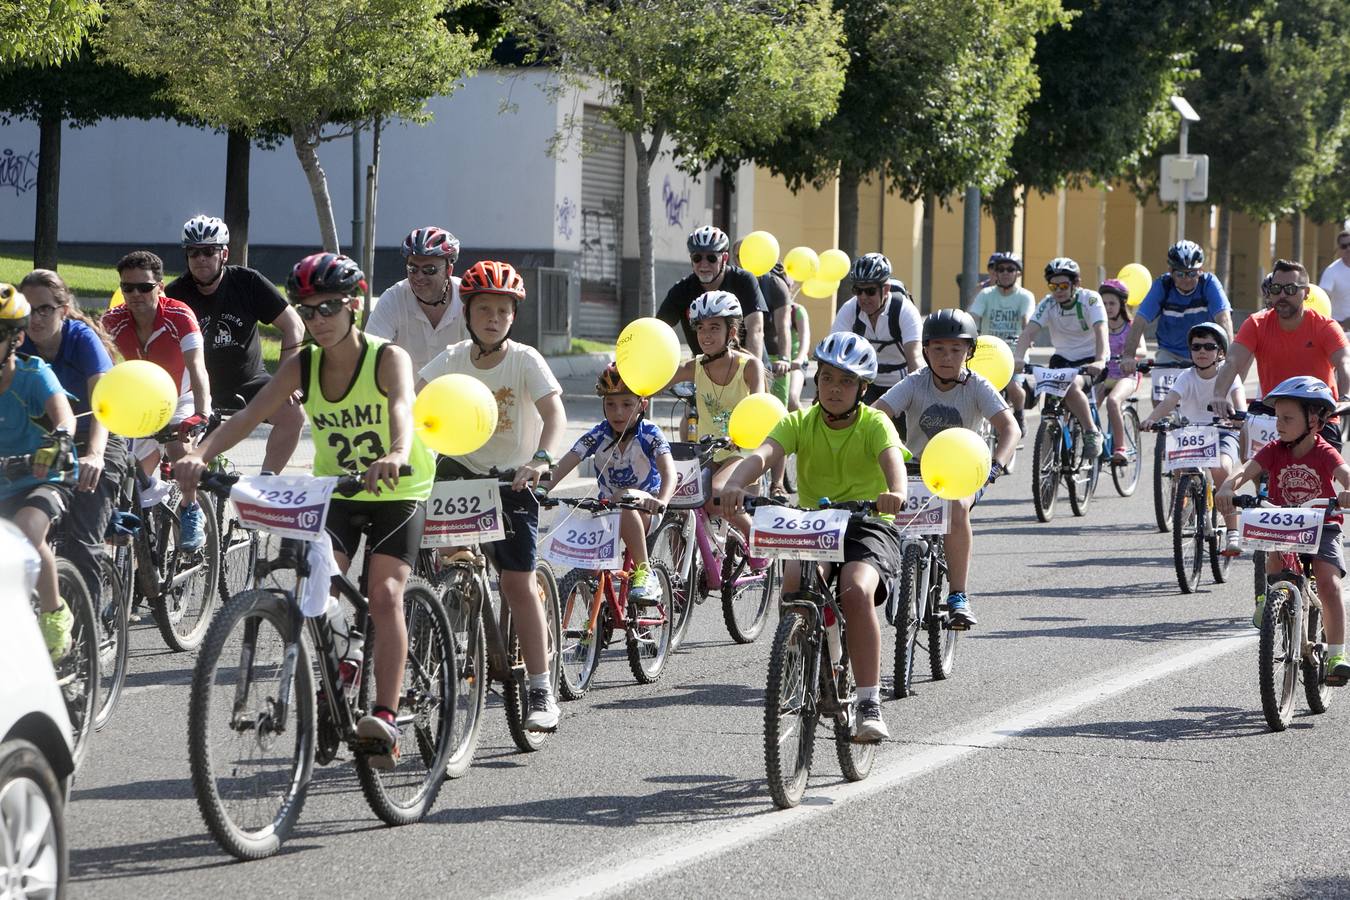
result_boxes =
[0,253,182,302]
[570,337,611,355]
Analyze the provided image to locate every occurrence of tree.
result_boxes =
[101,0,486,252]
[504,0,848,316]
[1,0,101,65]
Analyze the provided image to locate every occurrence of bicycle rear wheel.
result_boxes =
[355,577,455,826]
[154,492,221,652]
[1111,405,1143,496]
[833,636,875,782]
[1304,599,1333,715]
[927,546,957,680]
[764,611,817,809]
[1208,499,1233,584]
[626,561,675,684]
[1153,434,1173,532]
[648,516,694,651]
[1258,585,1299,731]
[1172,475,1204,594]
[439,568,487,779]
[556,569,603,700]
[1066,418,1096,517]
[503,562,562,751]
[188,588,314,861]
[1031,418,1061,522]
[722,529,775,643]
[93,553,131,732]
[892,543,923,699]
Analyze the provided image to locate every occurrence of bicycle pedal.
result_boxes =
[947,620,971,632]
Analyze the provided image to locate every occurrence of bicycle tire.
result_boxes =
[626,560,675,684]
[1066,417,1094,517]
[1111,406,1143,497]
[927,545,957,680]
[188,588,314,861]
[1172,475,1203,594]
[1208,497,1233,584]
[722,529,775,644]
[1258,585,1299,731]
[439,568,487,779]
[93,554,131,732]
[764,611,816,810]
[556,568,603,700]
[1031,418,1061,522]
[1254,550,1267,610]
[1304,599,1332,715]
[1153,433,1173,532]
[503,562,562,752]
[648,517,694,651]
[892,543,924,699]
[46,559,99,770]
[153,492,221,652]
[217,500,259,603]
[354,577,455,826]
[833,636,875,782]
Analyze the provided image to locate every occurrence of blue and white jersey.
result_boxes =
[1137,272,1230,358]
[570,419,671,498]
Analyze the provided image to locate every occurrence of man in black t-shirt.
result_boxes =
[165,215,306,474]
[657,226,765,357]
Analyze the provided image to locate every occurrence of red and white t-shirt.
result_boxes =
[1254,434,1347,523]
[102,298,202,397]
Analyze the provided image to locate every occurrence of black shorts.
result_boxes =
[218,374,271,411]
[841,518,905,606]
[325,498,425,568]
[0,482,71,523]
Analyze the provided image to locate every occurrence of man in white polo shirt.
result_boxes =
[366,226,466,372]
[1319,229,1350,331]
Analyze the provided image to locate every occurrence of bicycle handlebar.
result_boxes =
[744,495,880,518]
[1146,414,1247,432]
[1230,494,1341,512]
[536,493,658,513]
[196,465,414,499]
[1136,360,1192,374]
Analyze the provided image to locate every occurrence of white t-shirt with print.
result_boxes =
[1029,289,1107,361]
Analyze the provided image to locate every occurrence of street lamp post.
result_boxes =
[1170,96,1200,242]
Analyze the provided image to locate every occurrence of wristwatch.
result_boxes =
[532,450,554,466]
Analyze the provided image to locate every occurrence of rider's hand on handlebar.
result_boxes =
[1120,358,1138,376]
[1083,361,1105,380]
[512,459,549,492]
[173,454,209,498]
[621,489,665,514]
[875,490,905,516]
[364,454,406,495]
[1210,398,1236,419]
[719,482,749,512]
[1215,484,1237,517]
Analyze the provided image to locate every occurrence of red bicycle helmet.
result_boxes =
[460,260,525,304]
[402,226,460,263]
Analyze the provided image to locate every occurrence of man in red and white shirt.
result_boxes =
[103,250,213,547]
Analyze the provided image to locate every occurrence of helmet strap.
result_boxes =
[415,279,450,308]
[815,374,866,424]
[190,261,225,290]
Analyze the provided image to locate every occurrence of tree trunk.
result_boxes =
[291,125,340,253]
[630,128,657,318]
[223,128,250,267]
[989,180,1017,251]
[1215,206,1232,294]
[1291,212,1304,263]
[920,192,936,313]
[33,107,61,270]
[837,167,860,261]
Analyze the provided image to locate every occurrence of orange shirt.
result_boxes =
[1234,308,1348,398]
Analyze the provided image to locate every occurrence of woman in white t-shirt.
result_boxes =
[1140,321,1246,546]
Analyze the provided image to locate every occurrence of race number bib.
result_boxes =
[669,453,707,507]
[1164,426,1219,472]
[421,479,506,547]
[1245,414,1278,458]
[230,474,338,541]
[1031,366,1077,398]
[540,512,622,571]
[1150,369,1180,403]
[1239,507,1325,552]
[894,476,950,535]
[750,506,851,562]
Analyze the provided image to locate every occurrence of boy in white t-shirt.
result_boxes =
[1141,321,1246,547]
[419,260,567,733]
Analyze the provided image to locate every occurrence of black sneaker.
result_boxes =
[853,699,889,743]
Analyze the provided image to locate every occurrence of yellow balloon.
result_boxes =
[739,231,780,277]
[615,317,680,396]
[800,278,839,299]
[414,374,498,456]
[1307,283,1333,318]
[782,246,819,283]
[728,393,789,449]
[91,360,177,438]
[1116,263,1152,308]
[818,249,851,282]
[109,288,125,309]
[920,427,991,500]
[969,335,1015,391]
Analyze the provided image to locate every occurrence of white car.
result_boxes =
[0,520,74,899]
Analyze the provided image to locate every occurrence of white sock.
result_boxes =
[856,685,880,704]
[1329,644,1344,659]
[528,673,551,692]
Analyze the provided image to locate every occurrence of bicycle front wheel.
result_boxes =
[503,562,562,752]
[626,561,675,684]
[1258,585,1299,731]
[94,553,131,732]
[764,611,817,809]
[188,589,314,861]
[355,577,456,826]
[439,569,487,779]
[556,569,603,700]
[722,529,775,643]
[648,516,695,651]
[1208,498,1233,584]
[1153,434,1173,532]
[1172,475,1204,594]
[1031,418,1061,522]
[46,559,99,770]
[154,492,221,652]
[1111,405,1143,496]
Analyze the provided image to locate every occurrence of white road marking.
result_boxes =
[504,631,1255,900]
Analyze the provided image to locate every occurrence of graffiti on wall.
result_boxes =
[662,175,690,228]
[0,149,38,196]
[579,205,619,284]
[555,196,577,241]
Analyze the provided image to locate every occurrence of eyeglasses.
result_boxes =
[186,246,222,258]
[292,298,349,320]
[119,282,157,294]
[690,253,722,264]
[405,262,443,277]
[1171,268,1201,278]
[1048,281,1074,292]
[1339,242,1350,250]
[1267,282,1308,296]
[994,266,1019,274]
[1189,342,1219,352]
[29,304,63,318]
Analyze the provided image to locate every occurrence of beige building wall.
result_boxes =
[930,196,966,310]
[1104,186,1142,279]
[1021,188,1061,283]
[751,168,839,327]
[1140,196,1174,266]
[1063,187,1106,285]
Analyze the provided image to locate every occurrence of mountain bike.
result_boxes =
[1026,364,1102,521]
[890,530,957,698]
[1148,416,1241,593]
[1139,360,1191,532]
[187,469,456,860]
[208,404,268,606]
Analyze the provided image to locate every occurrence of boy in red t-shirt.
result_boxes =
[1218,376,1350,685]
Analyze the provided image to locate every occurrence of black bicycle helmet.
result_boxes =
[922,308,979,344]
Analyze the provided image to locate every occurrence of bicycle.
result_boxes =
[547,494,675,698]
[889,473,958,698]
[754,496,884,810]
[1148,416,1241,593]
[647,435,781,647]
[1025,364,1103,521]
[417,468,563,777]
[1094,363,1144,497]
[208,403,268,607]
[1138,360,1192,532]
[1231,495,1338,732]
[187,469,456,860]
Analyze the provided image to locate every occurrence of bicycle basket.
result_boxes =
[667,442,712,509]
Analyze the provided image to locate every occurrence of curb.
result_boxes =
[544,351,611,380]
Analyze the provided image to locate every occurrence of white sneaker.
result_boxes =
[524,688,560,732]
[356,713,400,770]
[853,699,889,743]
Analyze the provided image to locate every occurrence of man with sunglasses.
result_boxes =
[366,226,466,374]
[1120,240,1232,376]
[830,252,922,404]
[657,226,766,358]
[969,251,1035,430]
[102,250,213,548]
[1317,229,1350,330]
[1211,259,1350,449]
[164,215,305,475]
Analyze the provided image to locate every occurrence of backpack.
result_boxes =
[851,279,912,358]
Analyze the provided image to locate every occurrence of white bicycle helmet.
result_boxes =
[813,331,878,383]
[182,215,229,247]
[687,226,730,254]
[688,290,742,323]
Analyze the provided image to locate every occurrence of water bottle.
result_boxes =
[325,597,364,692]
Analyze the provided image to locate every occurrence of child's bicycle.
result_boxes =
[186,468,456,861]
[545,493,675,698]
[1024,363,1105,521]
[1138,360,1192,532]
[1230,495,1339,732]
[889,468,959,697]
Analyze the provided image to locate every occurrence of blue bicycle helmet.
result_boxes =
[1167,240,1204,270]
[813,331,878,383]
[1264,375,1335,414]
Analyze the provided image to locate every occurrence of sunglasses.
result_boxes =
[292,298,349,320]
[1189,342,1219,352]
[993,266,1019,274]
[690,253,722,264]
[405,262,443,276]
[186,246,222,258]
[120,282,157,294]
[1171,268,1201,278]
[1048,281,1074,292]
[1267,282,1308,297]
[852,285,882,297]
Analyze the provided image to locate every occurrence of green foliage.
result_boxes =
[0,42,175,127]
[0,0,102,66]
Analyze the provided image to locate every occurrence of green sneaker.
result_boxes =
[1252,594,1265,629]
[39,601,74,663]
[629,561,659,605]
[1326,654,1350,687]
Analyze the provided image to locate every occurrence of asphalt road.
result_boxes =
[63,378,1350,899]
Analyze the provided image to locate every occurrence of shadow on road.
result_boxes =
[1011,704,1274,743]
[976,617,1245,644]
[1281,875,1350,899]
[590,681,762,711]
